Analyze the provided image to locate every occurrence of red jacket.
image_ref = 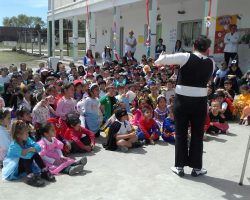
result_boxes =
[139,117,159,139]
[64,127,95,149]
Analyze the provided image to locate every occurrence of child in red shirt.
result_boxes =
[64,113,95,153]
[137,105,161,145]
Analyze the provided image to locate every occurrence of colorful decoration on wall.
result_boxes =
[86,0,91,49]
[205,0,213,36]
[214,15,238,54]
[146,0,151,57]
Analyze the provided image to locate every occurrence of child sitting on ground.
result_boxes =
[16,106,36,140]
[223,80,235,102]
[77,84,101,137]
[100,85,118,122]
[232,85,250,124]
[162,106,176,143]
[56,83,77,120]
[37,123,87,175]
[0,108,12,168]
[64,113,95,153]
[2,120,55,187]
[214,90,233,121]
[162,79,175,105]
[116,85,131,113]
[154,95,168,128]
[103,108,141,152]
[137,105,161,145]
[206,101,229,134]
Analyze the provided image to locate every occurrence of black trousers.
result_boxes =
[224,52,238,66]
[174,94,207,169]
[18,153,46,175]
[70,136,91,153]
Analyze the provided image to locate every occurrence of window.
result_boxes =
[179,20,202,48]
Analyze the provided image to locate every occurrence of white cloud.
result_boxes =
[28,0,48,8]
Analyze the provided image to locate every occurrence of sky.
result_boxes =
[0,0,48,26]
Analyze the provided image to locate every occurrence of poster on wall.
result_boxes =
[214,15,238,54]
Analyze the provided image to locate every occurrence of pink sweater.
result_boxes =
[56,96,77,120]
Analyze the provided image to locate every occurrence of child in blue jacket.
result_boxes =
[162,106,176,143]
[2,120,56,187]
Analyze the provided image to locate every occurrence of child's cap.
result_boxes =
[73,79,84,86]
[89,83,99,91]
[115,108,128,121]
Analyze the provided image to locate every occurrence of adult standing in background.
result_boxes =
[155,38,166,60]
[224,24,240,66]
[155,36,214,177]
[125,30,137,57]
[172,40,184,54]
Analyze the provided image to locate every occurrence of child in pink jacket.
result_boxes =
[37,123,87,175]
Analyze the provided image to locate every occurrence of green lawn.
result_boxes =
[0,51,45,68]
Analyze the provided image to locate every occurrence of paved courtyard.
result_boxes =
[0,123,250,200]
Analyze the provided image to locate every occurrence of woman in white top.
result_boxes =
[125,30,137,57]
[172,40,184,54]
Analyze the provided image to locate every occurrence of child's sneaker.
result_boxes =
[132,141,143,148]
[203,134,208,141]
[79,156,88,166]
[191,168,207,177]
[120,146,129,152]
[41,170,56,182]
[171,167,185,177]
[26,175,45,187]
[69,165,84,176]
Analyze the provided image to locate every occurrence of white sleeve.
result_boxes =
[222,102,228,110]
[126,121,133,132]
[231,33,240,44]
[224,33,230,44]
[155,52,190,67]
[77,99,86,116]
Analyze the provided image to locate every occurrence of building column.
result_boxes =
[113,6,121,59]
[149,0,157,58]
[207,0,218,55]
[47,20,52,57]
[90,12,96,56]
[86,15,91,51]
[73,16,79,62]
[51,0,55,57]
[59,18,64,60]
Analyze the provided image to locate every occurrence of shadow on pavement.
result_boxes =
[184,175,250,200]
[205,136,227,143]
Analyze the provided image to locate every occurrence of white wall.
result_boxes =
[95,0,205,58]
[217,0,250,73]
[160,0,204,53]
[94,0,250,73]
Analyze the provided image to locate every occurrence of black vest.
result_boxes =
[176,53,213,88]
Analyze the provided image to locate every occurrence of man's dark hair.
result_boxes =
[193,35,211,53]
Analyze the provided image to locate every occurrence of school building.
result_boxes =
[47,0,250,72]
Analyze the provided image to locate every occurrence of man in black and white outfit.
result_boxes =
[155,36,214,177]
[224,24,240,66]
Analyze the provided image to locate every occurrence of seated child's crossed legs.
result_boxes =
[116,133,138,148]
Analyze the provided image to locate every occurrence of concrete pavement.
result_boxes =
[0,123,250,200]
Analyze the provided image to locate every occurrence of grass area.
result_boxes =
[0,51,45,68]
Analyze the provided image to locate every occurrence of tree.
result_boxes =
[2,14,46,28]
